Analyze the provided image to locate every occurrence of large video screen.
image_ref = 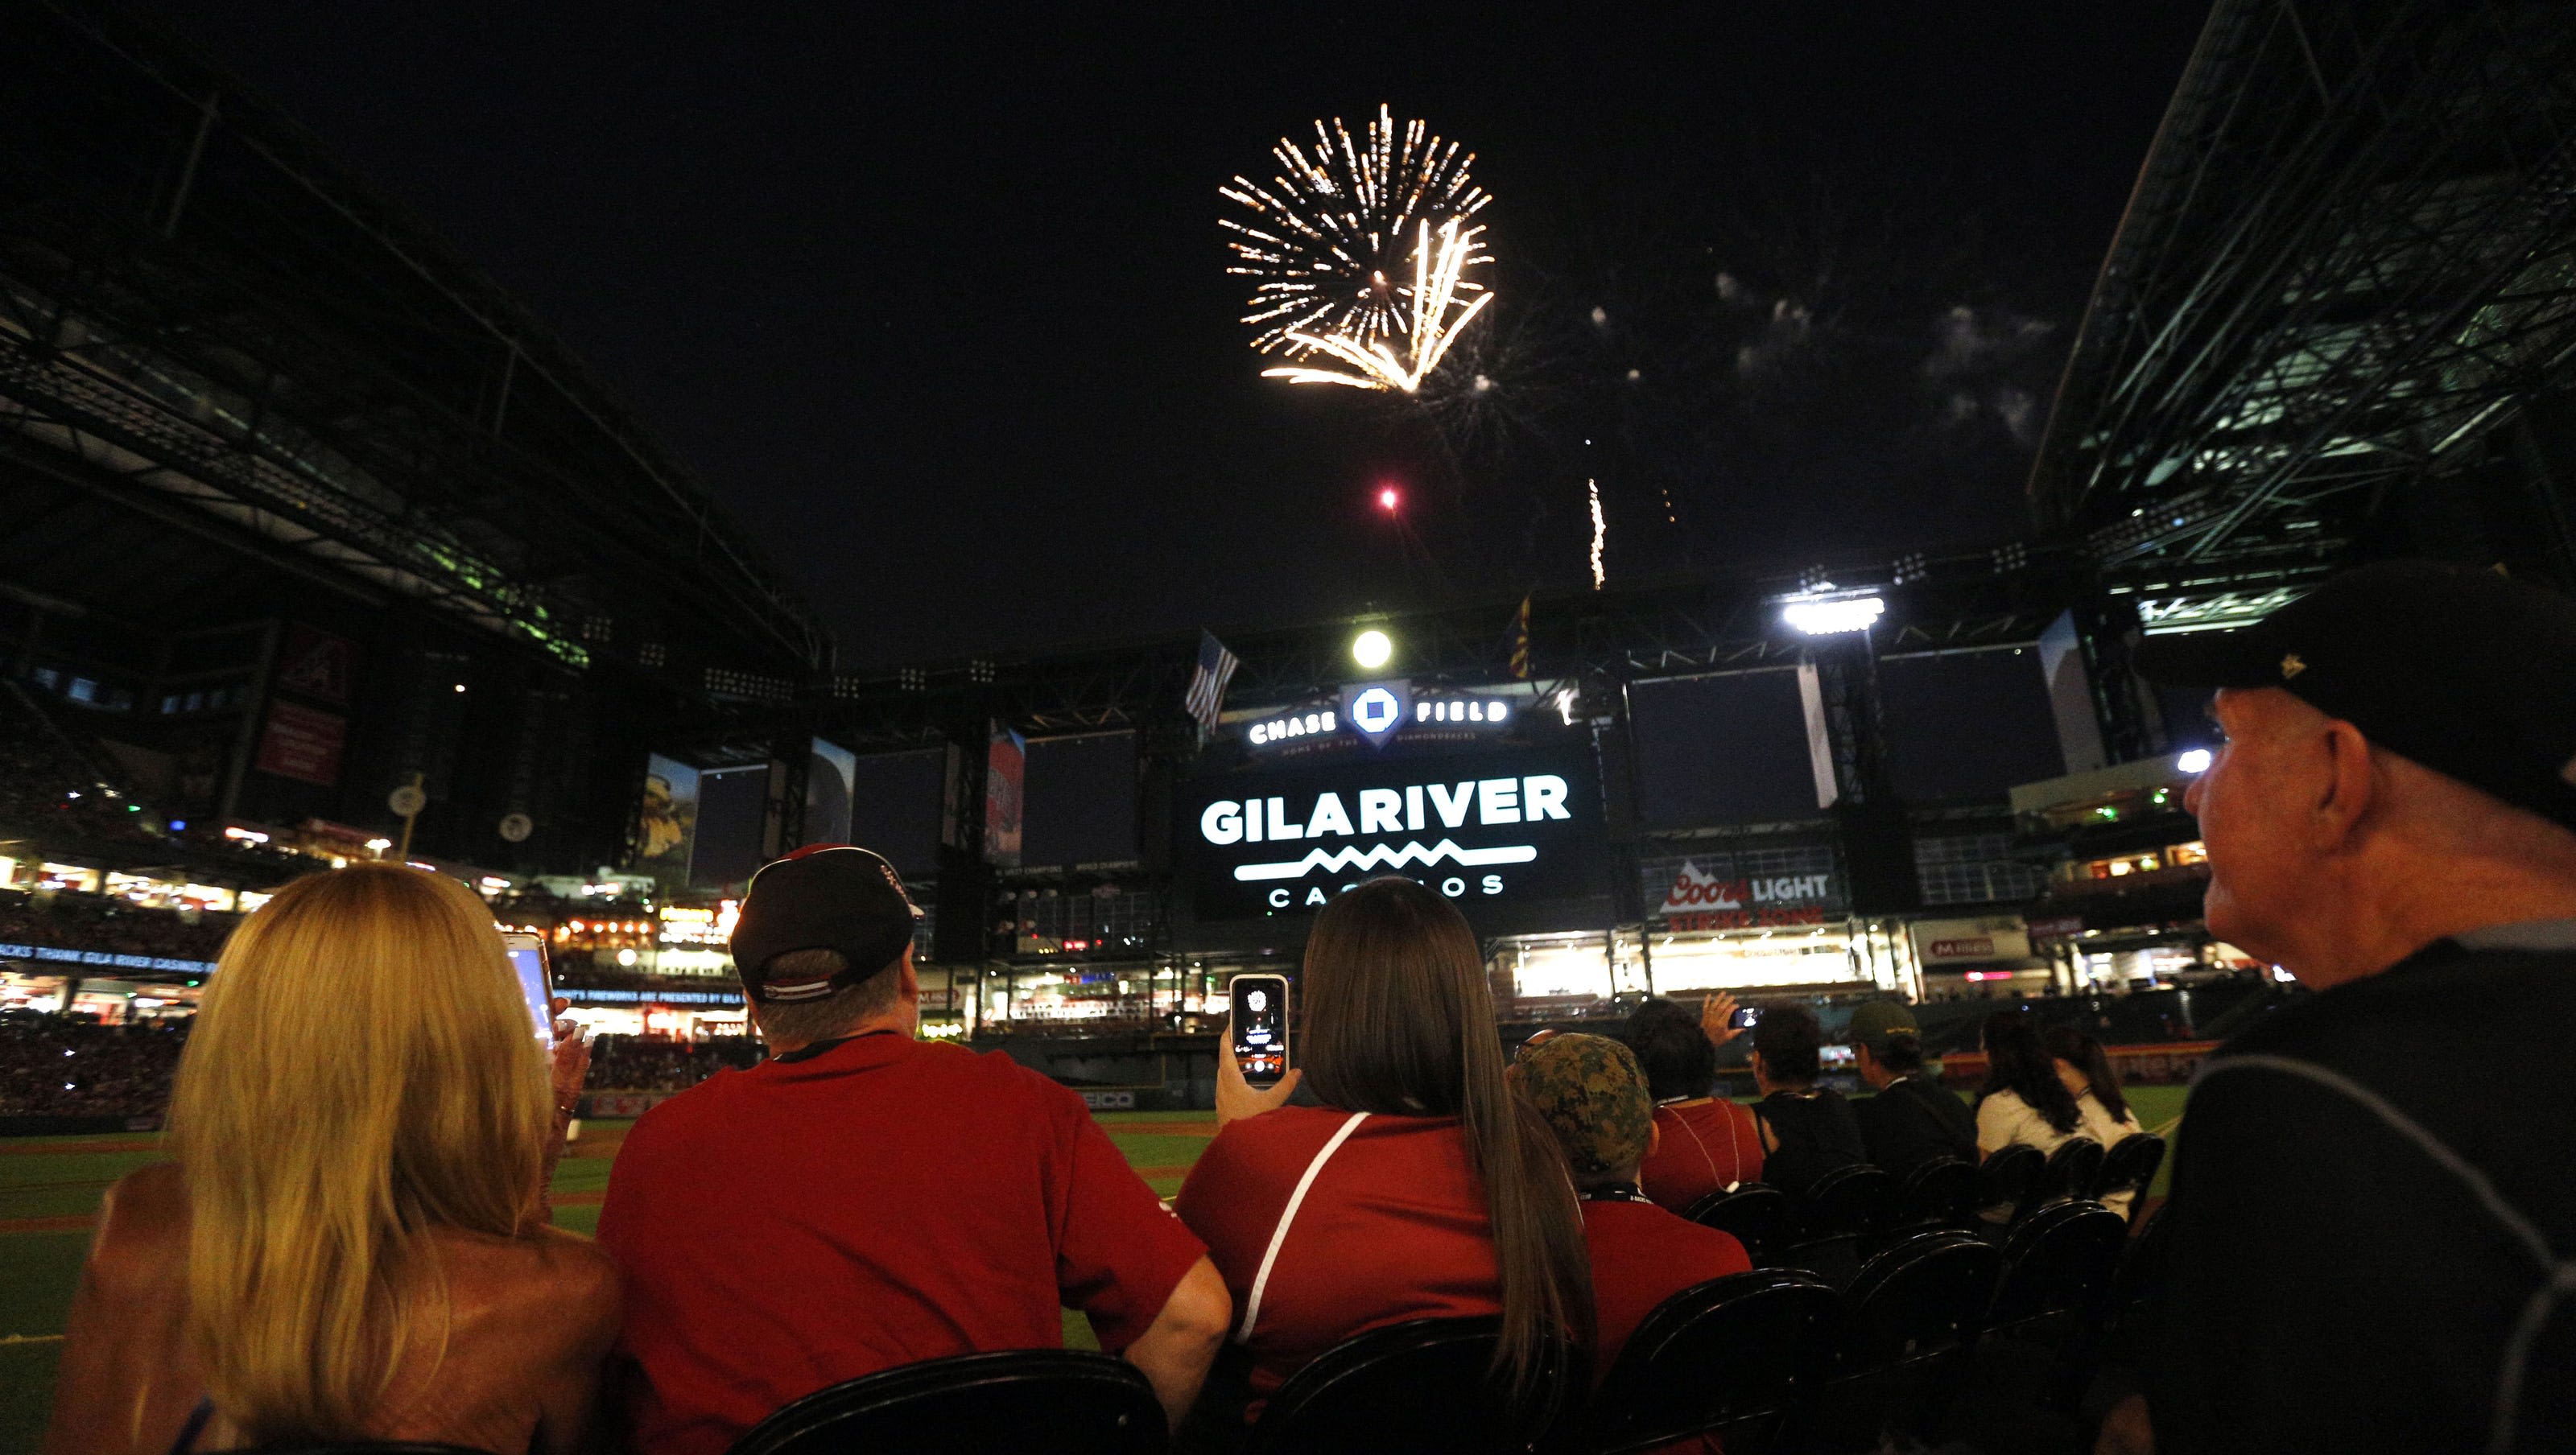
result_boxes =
[1179,743,1606,923]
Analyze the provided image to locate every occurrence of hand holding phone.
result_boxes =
[502,933,555,1049]
[1230,974,1291,1086]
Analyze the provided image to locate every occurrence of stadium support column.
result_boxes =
[1603,673,1653,998]
[932,717,995,967]
[758,720,810,861]
[2072,592,2165,766]
[1802,626,1921,921]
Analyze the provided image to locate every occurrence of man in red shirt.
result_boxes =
[1512,1033,1751,1376]
[597,846,1228,1455]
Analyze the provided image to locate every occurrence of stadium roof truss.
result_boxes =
[0,2,828,680]
[2029,0,2576,615]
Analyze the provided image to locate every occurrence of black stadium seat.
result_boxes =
[1686,1183,1796,1264]
[1800,1230,2003,1452]
[726,1350,1165,1455]
[1584,1269,1839,1455]
[1974,1145,2042,1220]
[1246,1315,1573,1455]
[1951,1199,2133,1432]
[2030,1139,2107,1217]
[248,1446,490,1453]
[1773,1164,1896,1289]
[2092,1132,2167,1220]
[1887,1156,1978,1234]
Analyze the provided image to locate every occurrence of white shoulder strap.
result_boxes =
[1234,1111,1369,1344]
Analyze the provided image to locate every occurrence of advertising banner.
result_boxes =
[251,700,347,787]
[807,738,857,846]
[1909,915,2033,967]
[1651,859,1840,931]
[1180,744,1604,921]
[985,728,1026,867]
[634,754,700,888]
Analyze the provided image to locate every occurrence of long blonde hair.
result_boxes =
[165,864,551,1441]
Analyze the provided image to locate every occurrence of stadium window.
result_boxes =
[67,678,95,703]
[161,695,180,715]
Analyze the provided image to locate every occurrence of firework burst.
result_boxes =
[1220,105,1496,392]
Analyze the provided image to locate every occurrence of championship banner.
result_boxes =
[985,728,1026,867]
[1181,744,1604,921]
[252,700,347,787]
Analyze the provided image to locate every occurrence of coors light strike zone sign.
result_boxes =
[1657,861,1836,931]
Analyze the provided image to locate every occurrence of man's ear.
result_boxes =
[897,945,920,1000]
[2313,718,2379,847]
[1646,1119,1662,1156]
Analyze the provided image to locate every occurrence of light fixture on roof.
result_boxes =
[1782,595,1885,635]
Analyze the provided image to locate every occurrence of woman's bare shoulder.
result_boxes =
[440,1225,621,1347]
[88,1162,188,1284]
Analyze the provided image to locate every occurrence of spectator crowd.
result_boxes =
[0,890,238,962]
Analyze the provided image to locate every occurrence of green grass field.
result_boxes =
[0,1088,2187,1453]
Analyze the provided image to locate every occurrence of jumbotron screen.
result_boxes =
[1179,743,1608,922]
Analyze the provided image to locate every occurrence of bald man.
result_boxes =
[2133,561,2576,1455]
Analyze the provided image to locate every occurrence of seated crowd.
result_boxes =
[40,855,2167,1455]
[0,889,238,961]
[0,1017,188,1117]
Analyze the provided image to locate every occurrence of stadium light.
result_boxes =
[1352,629,1393,670]
[2177,748,2213,774]
[1783,596,1885,635]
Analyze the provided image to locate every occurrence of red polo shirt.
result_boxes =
[1583,1196,1752,1375]
[1175,1107,1502,1405]
[1638,1099,1765,1212]
[597,1033,1207,1455]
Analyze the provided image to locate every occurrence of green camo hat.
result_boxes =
[1515,1032,1652,1179]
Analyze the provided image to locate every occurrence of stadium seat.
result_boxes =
[2029,1139,2107,1218]
[1773,1164,1894,1288]
[1947,1199,2132,1434]
[1245,1315,1572,1455]
[2091,1132,2166,1221]
[1886,1156,1978,1234]
[1583,1268,1839,1455]
[1685,1183,1796,1264]
[726,1350,1165,1455]
[1973,1144,2042,1221]
[247,1447,489,1453]
[1799,1230,2002,1452]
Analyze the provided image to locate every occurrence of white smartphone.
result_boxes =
[502,932,555,1049]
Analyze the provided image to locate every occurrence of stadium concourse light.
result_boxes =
[1352,629,1393,670]
[1782,595,1885,635]
[2177,748,2214,774]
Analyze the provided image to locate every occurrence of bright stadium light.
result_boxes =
[1783,596,1885,635]
[1352,629,1393,670]
[2177,748,2213,774]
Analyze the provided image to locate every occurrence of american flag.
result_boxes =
[1184,630,1240,733]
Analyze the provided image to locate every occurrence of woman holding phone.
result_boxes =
[1174,876,1591,1424]
[44,864,618,1455]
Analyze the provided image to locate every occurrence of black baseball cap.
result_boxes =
[729,844,924,1003]
[2133,559,2576,831]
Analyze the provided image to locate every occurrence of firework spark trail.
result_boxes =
[1587,478,1607,588]
[1220,105,1496,393]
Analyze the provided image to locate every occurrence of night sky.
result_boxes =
[135,2,2208,669]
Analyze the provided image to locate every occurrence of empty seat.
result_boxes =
[1801,1230,2002,1453]
[1686,1183,1796,1264]
[2029,1139,2107,1217]
[1247,1316,1572,1455]
[1974,1144,2042,1219]
[2091,1132,2166,1221]
[1951,1199,2132,1432]
[1887,1156,1978,1234]
[727,1350,1165,1455]
[1584,1269,1840,1455]
[1773,1164,1896,1289]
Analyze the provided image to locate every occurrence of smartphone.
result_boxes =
[502,932,555,1049]
[1229,974,1291,1088]
[1728,1004,1761,1030]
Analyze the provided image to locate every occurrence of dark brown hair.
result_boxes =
[1618,996,1717,1102]
[1750,1004,1824,1084]
[1979,1012,2081,1135]
[1301,878,1592,1387]
[2045,1025,2131,1125]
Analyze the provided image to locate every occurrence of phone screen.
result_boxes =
[1230,975,1290,1087]
[1728,1004,1761,1030]
[504,935,554,1049]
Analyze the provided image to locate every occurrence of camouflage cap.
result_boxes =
[1514,1032,1653,1180]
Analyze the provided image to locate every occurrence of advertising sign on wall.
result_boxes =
[1181,744,1604,921]
[1653,859,1840,931]
[634,754,700,888]
[1909,915,2033,967]
[251,700,347,787]
[273,624,356,704]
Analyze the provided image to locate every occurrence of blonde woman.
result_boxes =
[43,864,618,1454]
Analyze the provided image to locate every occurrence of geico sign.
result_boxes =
[1200,776,1572,847]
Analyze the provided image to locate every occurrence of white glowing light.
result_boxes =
[2177,748,2213,774]
[1587,479,1606,589]
[1783,596,1885,635]
[1352,629,1393,670]
[1223,106,1495,393]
